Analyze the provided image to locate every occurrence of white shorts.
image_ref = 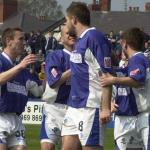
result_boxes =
[40,103,67,144]
[61,107,105,146]
[0,113,25,148]
[137,112,150,150]
[114,115,143,149]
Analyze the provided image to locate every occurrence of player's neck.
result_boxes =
[76,24,89,38]
[128,48,139,58]
[3,48,16,61]
[64,45,73,52]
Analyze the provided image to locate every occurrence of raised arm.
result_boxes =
[0,54,37,85]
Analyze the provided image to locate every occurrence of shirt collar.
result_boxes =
[2,52,14,65]
[63,48,72,55]
[133,51,142,56]
[80,27,96,38]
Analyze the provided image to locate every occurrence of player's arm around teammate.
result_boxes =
[100,27,148,150]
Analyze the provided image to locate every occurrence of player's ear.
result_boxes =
[123,40,128,50]
[72,16,77,25]
[6,37,12,47]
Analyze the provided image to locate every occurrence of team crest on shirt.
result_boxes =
[70,52,82,63]
[104,57,111,68]
[130,68,140,76]
[51,68,58,78]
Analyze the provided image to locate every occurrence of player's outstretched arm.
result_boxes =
[100,73,141,88]
[0,54,38,85]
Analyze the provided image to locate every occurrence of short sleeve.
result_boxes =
[98,41,112,73]
[128,57,146,84]
[45,51,63,86]
[89,36,112,74]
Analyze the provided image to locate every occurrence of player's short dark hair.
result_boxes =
[66,2,90,26]
[2,27,23,48]
[121,27,144,51]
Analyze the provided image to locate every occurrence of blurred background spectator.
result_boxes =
[45,31,58,54]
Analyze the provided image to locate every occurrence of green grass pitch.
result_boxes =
[25,125,115,150]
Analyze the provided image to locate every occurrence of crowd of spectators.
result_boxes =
[105,30,150,66]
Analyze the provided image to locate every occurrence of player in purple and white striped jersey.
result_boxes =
[101,27,150,150]
[111,67,143,150]
[0,28,44,150]
[61,2,112,150]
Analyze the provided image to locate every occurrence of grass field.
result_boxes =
[25,124,115,150]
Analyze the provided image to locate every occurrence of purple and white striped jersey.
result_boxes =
[114,52,150,115]
[45,49,71,104]
[114,67,139,116]
[68,27,112,108]
[0,52,42,114]
[128,52,150,113]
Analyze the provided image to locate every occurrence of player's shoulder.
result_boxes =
[46,50,66,66]
[0,53,11,68]
[86,29,108,45]
[130,52,150,68]
[47,49,63,58]
[132,52,148,62]
[88,29,105,38]
[54,49,66,59]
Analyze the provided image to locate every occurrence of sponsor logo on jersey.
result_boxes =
[118,87,130,96]
[7,82,27,96]
[51,68,58,78]
[130,68,140,76]
[104,57,111,68]
[70,52,82,63]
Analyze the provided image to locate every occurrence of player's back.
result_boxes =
[128,52,150,113]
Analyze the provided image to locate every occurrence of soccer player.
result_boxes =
[61,2,112,150]
[40,24,81,150]
[100,27,150,150]
[0,28,44,150]
[111,67,143,150]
